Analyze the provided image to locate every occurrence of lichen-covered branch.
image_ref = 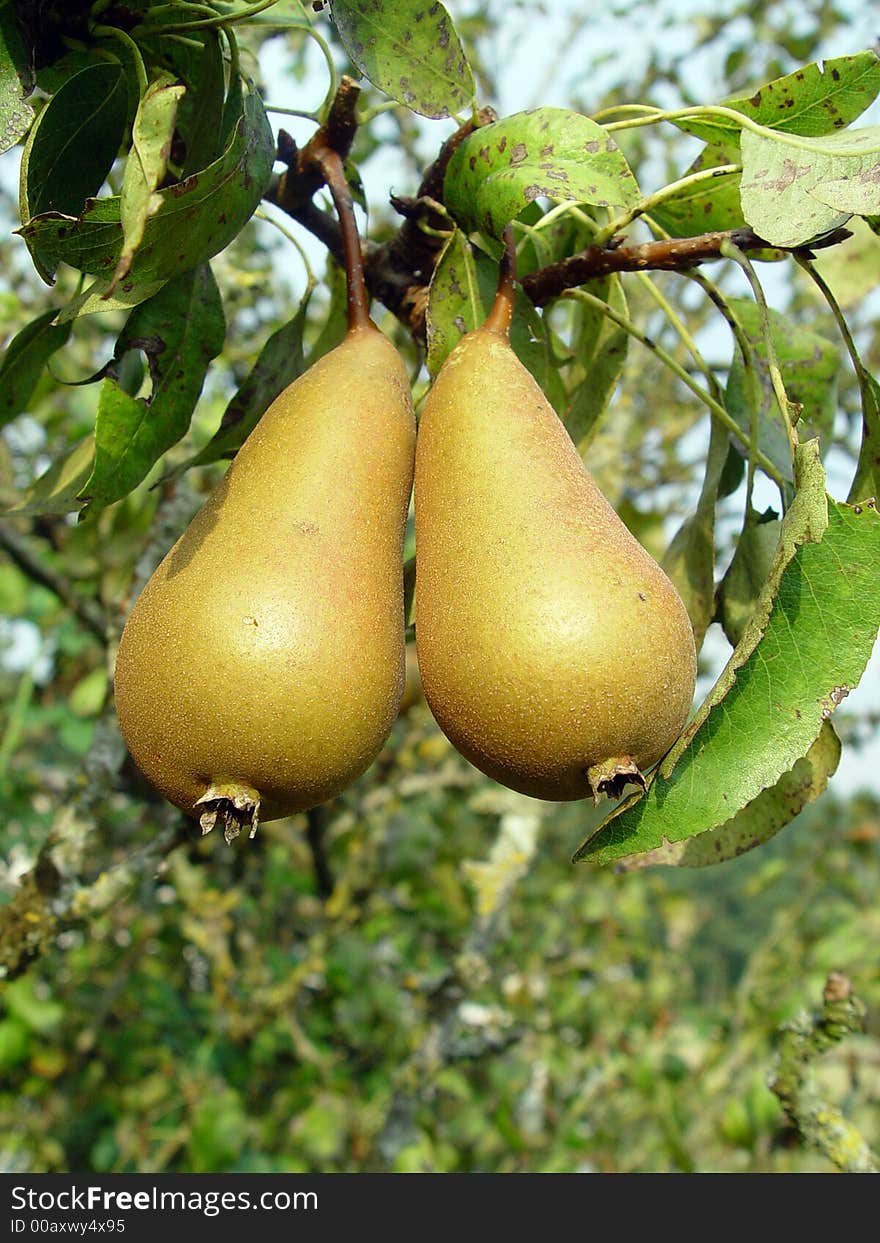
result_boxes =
[0,484,204,980]
[0,715,187,980]
[768,972,878,1173]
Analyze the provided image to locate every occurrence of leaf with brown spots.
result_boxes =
[651,143,745,237]
[17,83,274,301]
[0,2,34,156]
[78,265,225,512]
[740,125,880,247]
[444,108,640,238]
[110,74,186,295]
[328,0,474,119]
[575,443,880,866]
[425,227,564,405]
[676,51,880,151]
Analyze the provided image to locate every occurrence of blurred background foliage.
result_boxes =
[1,0,879,1173]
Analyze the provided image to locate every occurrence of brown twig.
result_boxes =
[363,107,497,340]
[312,145,372,331]
[263,82,496,340]
[769,972,878,1173]
[484,225,517,336]
[0,520,107,641]
[522,226,853,307]
[263,75,362,268]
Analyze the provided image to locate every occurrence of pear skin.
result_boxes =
[414,324,697,802]
[114,324,415,838]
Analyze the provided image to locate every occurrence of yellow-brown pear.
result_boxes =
[114,323,415,839]
[115,151,415,840]
[414,251,696,802]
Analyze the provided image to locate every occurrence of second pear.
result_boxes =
[414,273,697,802]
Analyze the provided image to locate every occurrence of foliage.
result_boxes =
[1,696,880,1174]
[1,0,879,1175]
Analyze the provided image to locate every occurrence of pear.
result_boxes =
[414,260,696,803]
[114,321,415,840]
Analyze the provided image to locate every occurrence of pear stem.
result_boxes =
[484,226,517,337]
[315,147,373,333]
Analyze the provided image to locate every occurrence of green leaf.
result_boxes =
[717,510,781,646]
[19,61,128,280]
[17,82,274,300]
[2,436,95,517]
[219,61,244,144]
[810,216,880,308]
[810,156,880,216]
[111,74,187,293]
[651,144,745,238]
[574,444,880,866]
[739,126,880,248]
[0,1019,30,1072]
[619,721,841,870]
[444,109,640,239]
[180,30,226,177]
[55,276,169,324]
[79,266,225,510]
[677,52,880,149]
[69,666,109,718]
[513,200,585,277]
[4,976,63,1034]
[182,288,312,471]
[661,415,729,651]
[564,277,628,455]
[0,308,72,427]
[426,228,484,378]
[329,0,474,120]
[848,368,880,505]
[0,0,34,154]
[305,258,349,366]
[725,297,840,481]
[424,230,561,405]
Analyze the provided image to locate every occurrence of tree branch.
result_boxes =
[262,76,362,268]
[0,520,107,641]
[0,712,188,980]
[376,796,542,1168]
[769,972,878,1173]
[521,226,853,306]
[363,107,496,340]
[263,80,854,342]
[263,77,495,340]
